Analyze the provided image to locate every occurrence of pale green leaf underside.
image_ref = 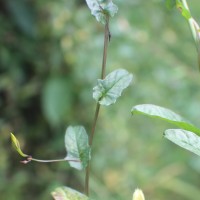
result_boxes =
[85,0,118,24]
[131,104,200,135]
[52,186,89,200]
[93,69,133,106]
[164,129,200,156]
[65,126,90,170]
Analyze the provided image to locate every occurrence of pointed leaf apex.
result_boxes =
[93,69,133,106]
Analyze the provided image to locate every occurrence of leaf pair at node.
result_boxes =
[132,104,200,156]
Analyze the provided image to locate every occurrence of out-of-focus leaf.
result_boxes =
[10,133,27,157]
[6,0,37,37]
[164,129,200,156]
[165,0,176,10]
[93,69,133,106]
[85,0,118,24]
[51,186,89,200]
[41,77,72,126]
[65,126,90,170]
[176,0,191,20]
[131,104,200,135]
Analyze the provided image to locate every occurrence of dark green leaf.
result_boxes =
[131,104,200,135]
[85,0,118,24]
[65,126,90,170]
[164,129,200,156]
[93,69,133,106]
[52,186,89,200]
[6,0,37,37]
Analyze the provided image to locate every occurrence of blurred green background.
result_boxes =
[1,0,200,199]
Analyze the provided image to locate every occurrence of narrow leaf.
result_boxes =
[131,104,200,135]
[10,133,28,157]
[93,69,133,106]
[52,186,89,200]
[164,129,200,156]
[65,126,90,170]
[85,0,118,24]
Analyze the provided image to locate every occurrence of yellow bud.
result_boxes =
[10,133,27,157]
[132,188,145,200]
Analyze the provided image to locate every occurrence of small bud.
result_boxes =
[20,160,30,164]
[132,188,145,200]
[10,133,28,157]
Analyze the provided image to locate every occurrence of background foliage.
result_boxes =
[0,0,200,199]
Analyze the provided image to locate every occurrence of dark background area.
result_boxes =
[0,0,200,199]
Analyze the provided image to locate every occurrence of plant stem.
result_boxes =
[181,0,198,45]
[181,0,189,10]
[31,158,80,163]
[101,16,110,79]
[20,156,80,164]
[84,15,110,196]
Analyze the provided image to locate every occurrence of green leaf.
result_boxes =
[176,0,191,20]
[42,77,72,126]
[164,129,200,156]
[131,104,200,135]
[65,126,90,170]
[51,186,89,200]
[165,0,176,10]
[93,69,133,106]
[10,133,28,157]
[85,0,118,24]
[6,0,37,38]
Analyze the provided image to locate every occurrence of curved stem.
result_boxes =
[84,15,110,196]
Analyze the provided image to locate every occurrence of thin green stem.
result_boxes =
[84,15,110,196]
[181,0,200,70]
[181,0,198,46]
[31,158,80,163]
[181,0,189,10]
[101,16,110,79]
[20,156,80,164]
[89,104,101,146]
